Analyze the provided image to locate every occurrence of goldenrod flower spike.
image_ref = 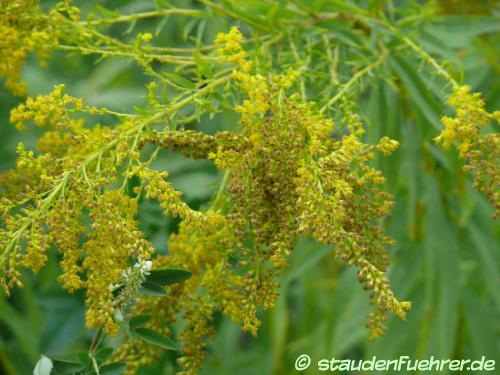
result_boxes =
[436,85,499,217]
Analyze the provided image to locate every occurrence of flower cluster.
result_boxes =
[1,87,153,335]
[1,0,498,372]
[110,29,410,373]
[82,190,154,335]
[138,167,224,229]
[435,85,499,217]
[10,84,84,130]
[215,26,252,71]
[112,258,153,309]
[0,0,66,95]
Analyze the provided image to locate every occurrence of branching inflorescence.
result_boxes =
[435,86,499,217]
[0,1,497,374]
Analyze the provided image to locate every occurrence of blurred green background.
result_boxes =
[0,0,499,374]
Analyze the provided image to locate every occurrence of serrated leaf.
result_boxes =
[134,328,178,350]
[146,269,191,286]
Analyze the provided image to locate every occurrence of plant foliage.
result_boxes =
[0,0,498,374]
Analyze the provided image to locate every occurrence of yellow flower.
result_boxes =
[140,33,153,42]
[435,85,499,217]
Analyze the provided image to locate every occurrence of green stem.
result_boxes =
[80,9,202,26]
[319,48,388,114]
[58,45,210,65]
[89,329,102,353]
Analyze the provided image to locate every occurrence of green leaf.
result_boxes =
[162,72,195,89]
[155,0,171,8]
[422,174,459,358]
[391,55,442,130]
[94,347,113,364]
[52,359,85,374]
[78,351,90,366]
[140,281,167,296]
[155,16,170,37]
[100,362,127,375]
[194,52,214,80]
[42,305,85,354]
[133,328,178,350]
[0,298,40,362]
[146,269,191,286]
[95,5,120,18]
[129,314,152,329]
[462,289,498,361]
[427,16,500,48]
[111,285,124,298]
[467,223,500,312]
[34,355,53,375]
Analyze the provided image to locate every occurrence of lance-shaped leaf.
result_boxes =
[145,269,192,286]
[133,328,178,350]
